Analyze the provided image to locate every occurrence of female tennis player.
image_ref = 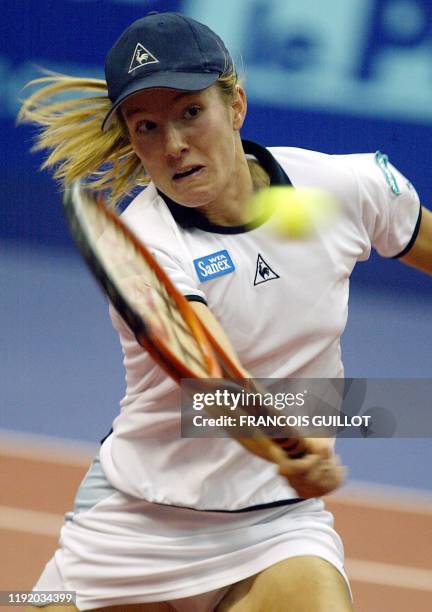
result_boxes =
[19,11,431,612]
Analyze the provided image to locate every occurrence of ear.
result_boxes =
[232,85,247,131]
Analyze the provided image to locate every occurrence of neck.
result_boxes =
[198,137,270,227]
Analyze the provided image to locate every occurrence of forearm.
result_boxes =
[190,301,250,377]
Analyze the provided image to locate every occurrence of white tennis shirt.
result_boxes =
[100,141,420,510]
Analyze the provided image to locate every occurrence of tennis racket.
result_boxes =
[63,181,307,463]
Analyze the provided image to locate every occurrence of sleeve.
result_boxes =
[105,245,207,393]
[343,151,421,260]
[120,191,207,304]
[149,245,207,304]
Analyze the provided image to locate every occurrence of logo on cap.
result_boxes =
[128,43,159,74]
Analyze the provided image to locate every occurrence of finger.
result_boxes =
[277,453,321,477]
[304,437,335,459]
[281,459,347,498]
[311,464,347,494]
[306,457,345,486]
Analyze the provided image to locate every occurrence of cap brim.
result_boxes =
[101,71,220,131]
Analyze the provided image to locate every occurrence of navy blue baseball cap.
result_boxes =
[102,12,234,131]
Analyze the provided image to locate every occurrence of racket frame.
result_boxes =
[63,183,222,382]
[63,182,306,460]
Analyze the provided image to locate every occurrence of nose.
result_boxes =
[163,122,188,160]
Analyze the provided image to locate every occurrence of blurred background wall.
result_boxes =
[1,0,431,489]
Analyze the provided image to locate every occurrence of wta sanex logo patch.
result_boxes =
[194,250,235,282]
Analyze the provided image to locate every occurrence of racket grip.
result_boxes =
[276,436,307,459]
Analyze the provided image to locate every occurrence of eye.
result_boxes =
[135,120,157,134]
[184,105,201,119]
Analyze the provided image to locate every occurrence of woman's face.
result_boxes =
[121,84,246,209]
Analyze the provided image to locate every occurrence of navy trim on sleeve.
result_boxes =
[186,295,207,305]
[392,204,422,259]
[100,428,113,445]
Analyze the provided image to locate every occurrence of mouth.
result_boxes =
[173,165,204,181]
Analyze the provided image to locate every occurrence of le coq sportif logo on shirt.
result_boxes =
[194,250,235,282]
[254,254,279,286]
[193,250,281,285]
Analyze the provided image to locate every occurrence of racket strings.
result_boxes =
[85,200,210,377]
[157,283,200,367]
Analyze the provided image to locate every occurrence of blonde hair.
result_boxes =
[18,70,240,207]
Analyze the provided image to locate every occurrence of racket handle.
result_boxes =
[276,436,307,459]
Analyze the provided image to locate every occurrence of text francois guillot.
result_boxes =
[190,390,371,429]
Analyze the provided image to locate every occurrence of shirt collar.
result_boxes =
[157,140,292,234]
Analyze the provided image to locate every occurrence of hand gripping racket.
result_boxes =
[63,181,307,463]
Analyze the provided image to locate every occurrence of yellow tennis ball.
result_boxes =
[247,186,339,238]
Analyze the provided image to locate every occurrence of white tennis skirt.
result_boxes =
[34,489,349,611]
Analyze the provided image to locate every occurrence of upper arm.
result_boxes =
[333,152,421,261]
[399,206,432,275]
